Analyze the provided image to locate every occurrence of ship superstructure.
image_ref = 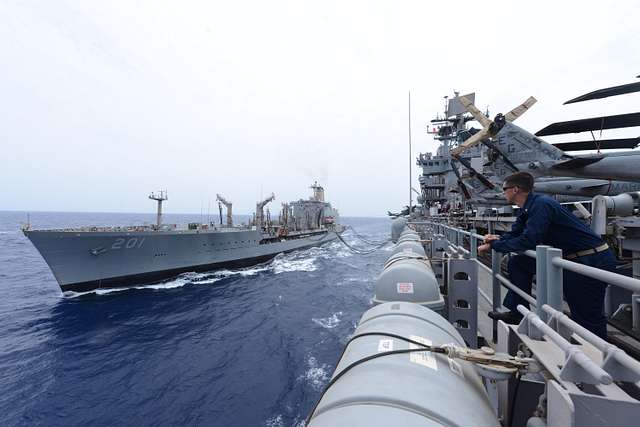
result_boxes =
[24,184,341,293]
[418,92,486,214]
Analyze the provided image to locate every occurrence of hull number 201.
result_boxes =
[111,237,146,250]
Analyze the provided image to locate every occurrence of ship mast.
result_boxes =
[310,181,325,202]
[408,90,413,215]
[149,190,168,229]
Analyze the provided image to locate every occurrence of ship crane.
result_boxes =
[255,193,275,230]
[216,194,233,227]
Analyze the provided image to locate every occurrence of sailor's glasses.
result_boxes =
[502,186,515,192]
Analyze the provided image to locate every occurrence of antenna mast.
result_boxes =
[149,190,168,229]
[408,90,413,214]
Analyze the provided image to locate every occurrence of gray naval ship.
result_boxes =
[23,182,341,293]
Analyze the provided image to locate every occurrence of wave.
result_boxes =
[272,256,317,274]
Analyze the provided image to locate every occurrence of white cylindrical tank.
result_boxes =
[307,302,500,427]
[397,230,417,237]
[399,228,417,236]
[374,253,443,312]
[389,241,426,258]
[397,234,420,244]
[390,217,408,243]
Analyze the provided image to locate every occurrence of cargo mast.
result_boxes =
[255,193,275,230]
[216,194,233,227]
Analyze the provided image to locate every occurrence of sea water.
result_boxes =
[0,211,390,426]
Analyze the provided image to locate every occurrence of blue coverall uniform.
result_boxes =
[490,192,616,338]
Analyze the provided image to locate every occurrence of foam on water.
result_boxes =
[312,311,343,329]
[272,257,317,274]
[299,356,330,391]
[61,250,324,298]
[265,414,284,427]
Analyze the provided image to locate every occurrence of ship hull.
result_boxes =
[24,228,337,292]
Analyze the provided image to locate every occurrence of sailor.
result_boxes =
[478,172,616,338]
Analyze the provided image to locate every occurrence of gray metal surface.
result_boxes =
[24,184,341,292]
[418,220,640,426]
[447,257,478,348]
[374,252,444,312]
[390,218,407,243]
[308,302,499,427]
[388,241,426,258]
[25,228,337,291]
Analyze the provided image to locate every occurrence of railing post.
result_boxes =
[633,256,640,331]
[536,245,550,322]
[633,294,640,331]
[546,247,564,314]
[491,249,502,343]
[470,229,477,260]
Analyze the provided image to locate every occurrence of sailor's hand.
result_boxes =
[478,243,492,254]
[483,234,500,242]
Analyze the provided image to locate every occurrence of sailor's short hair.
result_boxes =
[504,172,534,192]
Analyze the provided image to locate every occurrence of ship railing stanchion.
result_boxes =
[470,229,477,260]
[535,246,550,322]
[633,254,640,331]
[491,249,502,343]
[546,247,563,315]
[448,252,479,348]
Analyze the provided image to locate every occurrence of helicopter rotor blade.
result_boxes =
[459,96,492,129]
[505,96,537,122]
[451,128,490,155]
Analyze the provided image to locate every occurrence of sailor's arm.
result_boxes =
[490,202,553,253]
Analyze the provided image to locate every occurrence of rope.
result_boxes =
[344,225,389,246]
[334,231,390,254]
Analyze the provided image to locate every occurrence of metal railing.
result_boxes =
[415,220,640,336]
[410,220,640,419]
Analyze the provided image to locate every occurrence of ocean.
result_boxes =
[0,211,391,426]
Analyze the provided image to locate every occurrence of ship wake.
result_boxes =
[62,246,335,297]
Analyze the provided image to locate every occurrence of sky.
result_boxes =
[1,0,639,216]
